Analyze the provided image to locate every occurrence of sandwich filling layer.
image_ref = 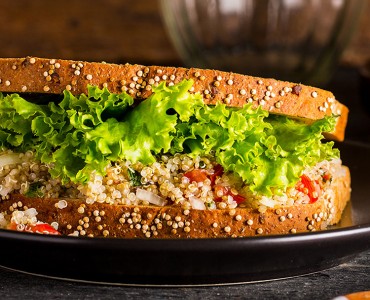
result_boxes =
[0,149,344,212]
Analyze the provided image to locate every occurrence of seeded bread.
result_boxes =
[0,166,350,238]
[0,57,348,141]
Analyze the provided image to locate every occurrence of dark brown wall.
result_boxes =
[0,0,178,65]
[0,0,369,67]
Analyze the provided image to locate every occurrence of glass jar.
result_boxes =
[160,0,364,85]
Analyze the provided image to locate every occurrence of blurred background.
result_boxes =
[0,0,370,139]
[0,0,369,74]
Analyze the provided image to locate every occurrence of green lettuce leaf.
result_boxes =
[170,97,337,196]
[114,80,203,163]
[215,115,338,195]
[0,93,47,149]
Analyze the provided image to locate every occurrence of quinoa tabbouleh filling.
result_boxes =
[0,148,344,213]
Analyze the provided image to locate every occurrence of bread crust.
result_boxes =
[0,57,347,141]
[0,167,350,238]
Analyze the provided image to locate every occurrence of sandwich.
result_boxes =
[0,57,350,238]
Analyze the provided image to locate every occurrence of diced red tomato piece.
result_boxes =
[214,185,228,201]
[231,193,246,204]
[322,173,331,183]
[296,174,321,203]
[27,223,61,235]
[214,185,246,204]
[7,222,17,231]
[184,164,224,184]
[8,222,60,235]
[184,169,208,183]
[209,164,224,185]
[184,165,246,205]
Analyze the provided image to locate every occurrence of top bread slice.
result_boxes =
[0,57,348,141]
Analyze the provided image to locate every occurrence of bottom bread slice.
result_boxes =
[0,166,350,238]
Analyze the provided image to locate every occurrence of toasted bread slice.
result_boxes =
[0,166,350,238]
[0,57,348,141]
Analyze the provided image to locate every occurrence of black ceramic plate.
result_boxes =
[0,141,369,286]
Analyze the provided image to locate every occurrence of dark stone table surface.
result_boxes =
[0,250,369,300]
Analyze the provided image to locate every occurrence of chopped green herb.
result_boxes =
[128,168,142,187]
[25,182,44,198]
[199,160,206,169]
